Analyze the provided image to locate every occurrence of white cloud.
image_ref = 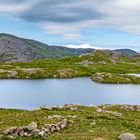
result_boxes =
[1,0,140,39]
[66,44,101,49]
[0,0,39,13]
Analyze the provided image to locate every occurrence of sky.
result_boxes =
[0,0,140,51]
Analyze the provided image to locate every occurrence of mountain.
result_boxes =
[113,49,138,55]
[0,33,94,62]
[0,33,138,62]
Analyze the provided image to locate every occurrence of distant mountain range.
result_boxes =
[0,33,138,62]
[113,49,137,55]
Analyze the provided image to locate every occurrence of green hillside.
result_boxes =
[0,49,140,83]
[0,33,93,62]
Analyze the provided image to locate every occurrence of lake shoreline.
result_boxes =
[0,73,140,85]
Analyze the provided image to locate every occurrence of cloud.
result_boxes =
[0,0,39,13]
[66,44,102,49]
[0,0,140,39]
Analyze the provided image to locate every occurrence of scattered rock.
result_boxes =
[38,131,47,137]
[118,132,136,140]
[47,115,62,119]
[59,119,69,129]
[56,69,77,78]
[97,108,122,117]
[92,72,104,81]
[0,69,18,77]
[98,61,107,65]
[64,104,78,111]
[50,125,56,133]
[2,119,69,138]
[3,127,17,135]
[29,129,40,136]
[66,115,77,118]
[77,60,94,66]
[121,105,140,111]
[40,105,63,110]
[26,122,37,131]
[23,68,43,74]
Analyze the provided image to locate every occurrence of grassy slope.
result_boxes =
[0,50,140,83]
[0,105,139,140]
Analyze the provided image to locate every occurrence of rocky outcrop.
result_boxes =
[91,72,105,81]
[77,60,94,66]
[55,69,78,78]
[121,105,140,111]
[118,132,137,140]
[97,61,107,64]
[0,69,17,78]
[1,119,69,138]
[91,72,113,82]
[22,68,43,74]
[97,108,122,117]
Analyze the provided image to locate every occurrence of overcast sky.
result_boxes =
[0,0,140,51]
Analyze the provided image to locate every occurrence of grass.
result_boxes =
[0,105,139,140]
[0,50,140,83]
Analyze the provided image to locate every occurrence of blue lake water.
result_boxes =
[0,77,140,110]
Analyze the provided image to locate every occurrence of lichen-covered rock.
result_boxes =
[2,119,69,138]
[56,69,77,78]
[97,108,122,117]
[118,132,136,140]
[26,122,37,131]
[38,131,47,137]
[3,127,17,135]
[121,105,140,111]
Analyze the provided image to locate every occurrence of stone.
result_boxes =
[77,60,94,66]
[92,72,104,81]
[59,119,69,129]
[118,132,136,140]
[2,119,69,138]
[42,127,50,133]
[50,125,56,133]
[97,108,122,117]
[44,124,52,130]
[121,105,140,111]
[26,122,37,131]
[55,126,61,131]
[3,127,17,135]
[23,132,28,137]
[19,131,25,137]
[38,131,47,137]
[30,129,40,136]
[47,115,62,119]
[98,61,107,64]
